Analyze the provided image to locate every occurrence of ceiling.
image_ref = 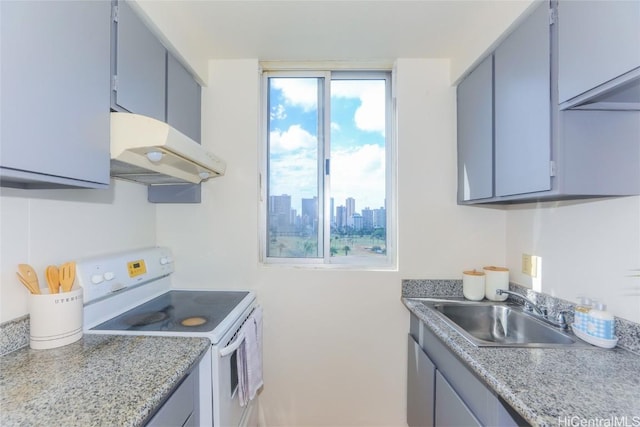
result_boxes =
[134,0,534,82]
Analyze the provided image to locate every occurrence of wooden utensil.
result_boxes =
[59,262,76,293]
[16,273,38,294]
[16,263,41,294]
[45,265,60,294]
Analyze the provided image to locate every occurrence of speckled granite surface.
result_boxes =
[0,334,210,427]
[402,280,640,427]
[0,316,29,356]
[402,279,463,298]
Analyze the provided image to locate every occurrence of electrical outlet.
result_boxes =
[522,254,538,278]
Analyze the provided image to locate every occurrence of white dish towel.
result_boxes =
[237,305,263,406]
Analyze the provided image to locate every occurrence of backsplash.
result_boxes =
[5,280,639,356]
[402,279,640,355]
[0,316,29,356]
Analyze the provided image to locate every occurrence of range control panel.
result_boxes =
[76,247,174,304]
[127,259,147,278]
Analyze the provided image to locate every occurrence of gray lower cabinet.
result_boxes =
[407,314,527,427]
[146,365,199,427]
[407,335,435,427]
[558,0,640,105]
[435,371,482,427]
[0,0,111,189]
[113,0,166,122]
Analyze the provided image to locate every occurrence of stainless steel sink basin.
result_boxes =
[419,299,590,348]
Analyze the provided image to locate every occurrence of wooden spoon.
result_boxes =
[18,264,40,294]
[17,264,40,294]
[59,262,76,293]
[16,273,36,294]
[45,265,60,294]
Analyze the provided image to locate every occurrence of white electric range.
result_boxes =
[77,247,259,427]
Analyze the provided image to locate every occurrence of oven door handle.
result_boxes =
[219,333,245,357]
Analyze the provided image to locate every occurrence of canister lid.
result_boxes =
[483,266,509,272]
[463,269,485,276]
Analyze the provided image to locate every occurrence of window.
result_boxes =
[261,70,395,266]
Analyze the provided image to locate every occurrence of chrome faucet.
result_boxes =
[496,289,545,315]
[495,289,569,329]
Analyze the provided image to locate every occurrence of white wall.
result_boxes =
[0,180,156,322]
[506,197,640,323]
[449,0,536,83]
[156,58,507,426]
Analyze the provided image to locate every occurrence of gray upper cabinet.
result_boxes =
[113,0,166,121]
[558,0,640,106]
[457,56,494,202]
[456,0,640,204]
[112,1,204,204]
[167,53,202,142]
[0,0,111,189]
[494,1,551,197]
[149,55,203,204]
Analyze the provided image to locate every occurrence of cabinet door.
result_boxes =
[114,0,166,121]
[558,0,640,104]
[435,371,482,427]
[167,53,202,142]
[0,0,110,188]
[457,56,494,202]
[494,2,551,197]
[407,335,435,427]
[147,367,197,427]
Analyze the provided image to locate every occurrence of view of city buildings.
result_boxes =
[268,194,387,258]
[269,195,386,235]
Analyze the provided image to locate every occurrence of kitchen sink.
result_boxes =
[418,299,591,348]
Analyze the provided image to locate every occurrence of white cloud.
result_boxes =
[270,150,318,203]
[271,103,286,120]
[332,80,386,136]
[271,78,318,112]
[331,144,385,209]
[270,143,385,213]
[270,124,316,153]
[331,122,341,132]
[269,125,319,203]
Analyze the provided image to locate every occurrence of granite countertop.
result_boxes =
[403,295,640,427]
[0,334,210,427]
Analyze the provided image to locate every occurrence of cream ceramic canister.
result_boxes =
[462,270,485,301]
[483,266,509,301]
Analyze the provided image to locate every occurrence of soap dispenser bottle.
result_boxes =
[573,297,592,332]
[586,302,615,339]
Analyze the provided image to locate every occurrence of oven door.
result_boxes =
[214,304,257,427]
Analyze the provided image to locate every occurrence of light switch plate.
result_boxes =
[522,254,538,278]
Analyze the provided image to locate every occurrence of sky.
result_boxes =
[268,77,386,215]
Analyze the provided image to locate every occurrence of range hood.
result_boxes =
[110,112,226,185]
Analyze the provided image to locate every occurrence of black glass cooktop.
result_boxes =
[92,290,249,333]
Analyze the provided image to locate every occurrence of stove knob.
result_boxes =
[91,274,104,285]
[104,272,115,281]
